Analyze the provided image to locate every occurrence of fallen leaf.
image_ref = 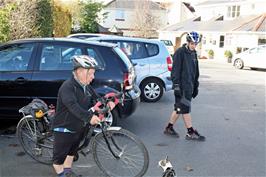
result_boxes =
[184,164,193,172]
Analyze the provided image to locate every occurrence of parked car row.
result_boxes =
[0,34,173,124]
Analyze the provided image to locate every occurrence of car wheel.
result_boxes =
[140,78,164,102]
[234,59,244,69]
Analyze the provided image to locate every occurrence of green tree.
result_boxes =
[53,3,72,37]
[35,0,53,37]
[9,0,39,40]
[80,1,104,33]
[0,4,12,42]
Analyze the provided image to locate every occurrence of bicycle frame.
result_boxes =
[77,120,123,159]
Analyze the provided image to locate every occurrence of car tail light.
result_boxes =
[123,73,133,90]
[166,56,172,71]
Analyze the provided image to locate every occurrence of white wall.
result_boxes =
[99,8,168,36]
[166,2,182,25]
[195,0,266,21]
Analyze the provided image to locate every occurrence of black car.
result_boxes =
[0,38,140,125]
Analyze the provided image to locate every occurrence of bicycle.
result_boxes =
[16,98,55,164]
[17,92,149,177]
[158,156,176,177]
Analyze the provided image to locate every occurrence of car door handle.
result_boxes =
[15,77,27,84]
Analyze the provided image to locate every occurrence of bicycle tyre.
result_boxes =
[16,115,53,165]
[91,128,149,177]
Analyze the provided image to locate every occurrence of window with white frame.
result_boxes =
[115,10,125,21]
[227,5,240,18]
[219,35,225,48]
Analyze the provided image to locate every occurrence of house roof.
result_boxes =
[196,0,247,6]
[105,0,165,10]
[233,13,266,32]
[182,2,195,13]
[160,14,265,33]
[108,25,123,33]
[97,24,110,33]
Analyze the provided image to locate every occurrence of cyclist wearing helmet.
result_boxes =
[52,55,115,177]
[164,31,205,141]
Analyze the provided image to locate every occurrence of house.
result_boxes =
[98,0,168,37]
[195,0,266,21]
[158,0,266,61]
[154,0,197,25]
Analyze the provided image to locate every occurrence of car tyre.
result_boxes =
[140,78,163,102]
[234,59,244,69]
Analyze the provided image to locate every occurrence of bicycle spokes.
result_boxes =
[92,129,149,177]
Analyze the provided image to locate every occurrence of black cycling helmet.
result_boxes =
[186,31,201,44]
[72,55,98,70]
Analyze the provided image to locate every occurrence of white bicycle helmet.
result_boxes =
[186,31,201,44]
[72,55,99,70]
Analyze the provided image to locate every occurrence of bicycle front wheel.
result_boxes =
[92,128,149,177]
[16,116,53,164]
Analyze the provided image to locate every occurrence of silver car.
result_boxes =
[233,44,266,70]
[85,36,173,102]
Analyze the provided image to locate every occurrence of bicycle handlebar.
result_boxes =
[93,92,124,121]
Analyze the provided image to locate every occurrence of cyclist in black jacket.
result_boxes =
[164,31,205,141]
[52,55,115,177]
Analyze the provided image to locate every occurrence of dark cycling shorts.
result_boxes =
[53,130,84,165]
[174,95,191,114]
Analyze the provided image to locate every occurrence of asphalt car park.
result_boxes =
[0,60,265,177]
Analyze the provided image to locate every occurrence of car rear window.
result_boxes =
[0,43,34,71]
[86,47,105,70]
[101,40,159,59]
[114,47,133,69]
[118,41,148,59]
[145,43,159,56]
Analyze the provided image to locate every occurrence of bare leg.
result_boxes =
[53,164,64,174]
[182,113,192,128]
[164,111,180,137]
[168,111,180,124]
[63,155,74,168]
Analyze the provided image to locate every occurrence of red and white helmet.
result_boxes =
[72,55,98,70]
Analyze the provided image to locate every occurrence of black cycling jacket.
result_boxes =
[171,44,199,98]
[51,75,95,132]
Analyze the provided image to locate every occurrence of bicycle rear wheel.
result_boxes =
[92,128,149,177]
[16,116,53,164]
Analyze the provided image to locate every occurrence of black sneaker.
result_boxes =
[185,129,205,141]
[65,171,82,177]
[164,127,179,137]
